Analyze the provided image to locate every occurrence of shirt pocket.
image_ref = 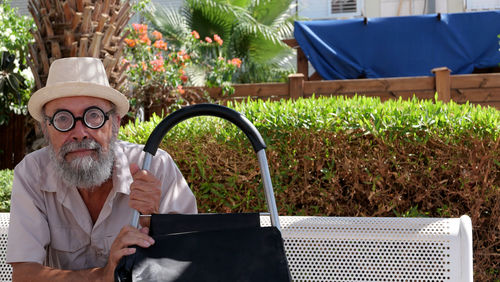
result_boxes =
[50,225,89,252]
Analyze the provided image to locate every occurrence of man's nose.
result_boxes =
[71,119,89,141]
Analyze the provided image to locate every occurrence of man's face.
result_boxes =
[43,96,121,189]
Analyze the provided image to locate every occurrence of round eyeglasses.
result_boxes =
[45,106,113,132]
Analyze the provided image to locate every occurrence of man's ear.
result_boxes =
[113,114,122,135]
[40,121,48,136]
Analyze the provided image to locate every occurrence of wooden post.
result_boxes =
[89,32,103,57]
[297,48,309,81]
[282,39,309,81]
[432,67,451,102]
[71,12,82,31]
[79,37,88,56]
[81,6,94,34]
[289,73,304,99]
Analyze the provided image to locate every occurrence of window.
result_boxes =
[466,0,500,11]
[329,0,362,17]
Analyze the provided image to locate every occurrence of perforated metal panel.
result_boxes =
[0,213,11,282]
[0,214,472,282]
[261,216,472,282]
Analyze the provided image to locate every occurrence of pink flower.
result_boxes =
[205,37,212,43]
[139,34,151,45]
[151,58,165,72]
[152,30,163,40]
[214,34,223,46]
[230,58,242,68]
[177,85,185,94]
[153,40,168,50]
[132,23,148,35]
[191,30,200,39]
[124,38,136,47]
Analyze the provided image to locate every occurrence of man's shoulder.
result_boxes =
[115,140,145,153]
[15,147,50,171]
[116,140,171,159]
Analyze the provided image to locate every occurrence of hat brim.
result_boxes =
[28,82,130,122]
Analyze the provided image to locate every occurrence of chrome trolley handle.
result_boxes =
[130,104,281,230]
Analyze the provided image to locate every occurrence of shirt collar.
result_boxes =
[112,141,133,195]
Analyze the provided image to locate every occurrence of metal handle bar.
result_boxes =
[131,104,281,230]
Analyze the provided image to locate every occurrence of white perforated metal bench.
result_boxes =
[0,212,472,281]
[262,215,473,281]
[0,213,11,282]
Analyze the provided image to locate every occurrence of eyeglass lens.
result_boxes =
[51,107,108,132]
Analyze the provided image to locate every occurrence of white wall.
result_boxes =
[298,0,335,19]
[8,0,29,16]
[297,0,472,20]
[380,0,431,17]
[152,0,184,10]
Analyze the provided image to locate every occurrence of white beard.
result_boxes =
[48,138,116,189]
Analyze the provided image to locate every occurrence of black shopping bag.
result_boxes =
[114,104,291,281]
[115,213,291,281]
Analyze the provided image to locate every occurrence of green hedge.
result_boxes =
[120,95,499,143]
[0,169,13,212]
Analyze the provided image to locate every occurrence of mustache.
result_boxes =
[59,139,101,158]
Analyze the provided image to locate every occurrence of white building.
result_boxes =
[297,0,500,19]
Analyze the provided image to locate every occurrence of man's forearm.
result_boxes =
[11,262,112,282]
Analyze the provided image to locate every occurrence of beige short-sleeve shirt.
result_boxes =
[6,140,197,270]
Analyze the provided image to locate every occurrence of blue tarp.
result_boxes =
[294,11,500,80]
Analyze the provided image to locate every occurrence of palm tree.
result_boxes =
[144,0,296,83]
[27,0,131,91]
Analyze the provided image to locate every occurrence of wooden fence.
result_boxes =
[212,68,500,110]
[0,114,28,170]
[1,69,500,169]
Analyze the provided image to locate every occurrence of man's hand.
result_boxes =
[129,163,162,215]
[12,226,155,282]
[101,225,154,281]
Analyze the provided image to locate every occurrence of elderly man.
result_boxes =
[6,57,197,281]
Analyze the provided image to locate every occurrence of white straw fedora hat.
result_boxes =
[28,57,129,122]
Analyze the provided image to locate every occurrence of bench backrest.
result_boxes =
[261,215,473,282]
[0,213,473,281]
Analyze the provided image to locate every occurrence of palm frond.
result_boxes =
[249,0,295,25]
[185,65,206,87]
[188,0,280,41]
[144,3,190,45]
[274,19,295,39]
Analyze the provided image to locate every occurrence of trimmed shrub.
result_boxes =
[0,170,13,212]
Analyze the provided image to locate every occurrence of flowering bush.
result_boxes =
[123,23,242,115]
[0,0,34,125]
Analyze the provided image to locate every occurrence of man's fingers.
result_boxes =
[129,180,162,193]
[129,163,162,216]
[115,226,155,248]
[139,227,150,234]
[119,232,155,248]
[129,163,140,176]
[110,247,136,264]
[129,185,161,215]
[129,198,159,215]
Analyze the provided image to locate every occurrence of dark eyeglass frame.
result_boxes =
[45,106,113,133]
